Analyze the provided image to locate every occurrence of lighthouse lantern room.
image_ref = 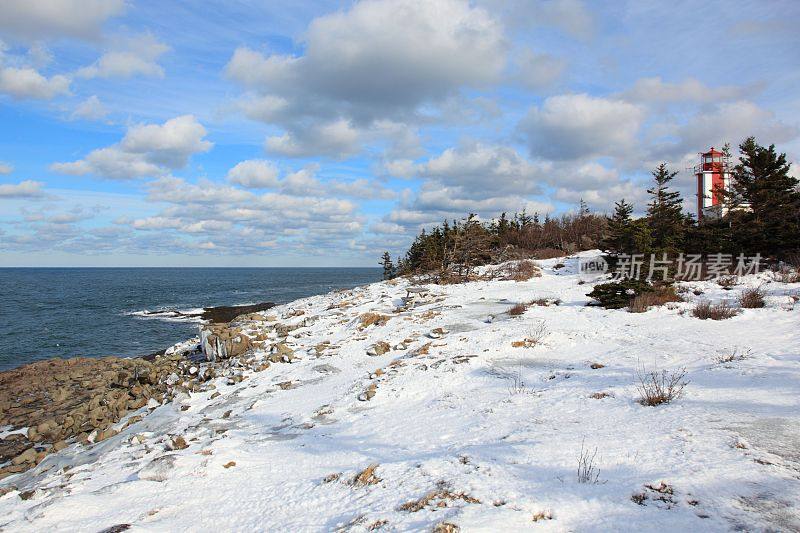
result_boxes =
[695,147,732,219]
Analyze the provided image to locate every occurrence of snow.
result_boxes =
[2,253,799,531]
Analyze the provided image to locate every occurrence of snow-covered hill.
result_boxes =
[2,254,799,532]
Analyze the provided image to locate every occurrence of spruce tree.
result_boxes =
[726,137,800,257]
[646,163,687,255]
[379,251,395,280]
[603,199,636,253]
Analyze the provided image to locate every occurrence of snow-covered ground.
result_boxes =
[2,253,799,532]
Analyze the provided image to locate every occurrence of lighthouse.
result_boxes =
[695,147,732,219]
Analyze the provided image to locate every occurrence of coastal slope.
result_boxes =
[1,254,799,531]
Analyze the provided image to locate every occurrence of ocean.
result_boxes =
[0,268,381,371]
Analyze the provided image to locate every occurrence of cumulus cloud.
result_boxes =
[51,115,212,179]
[265,119,361,158]
[71,95,109,121]
[226,0,506,158]
[77,34,169,79]
[0,65,70,100]
[0,180,45,198]
[422,142,547,197]
[520,93,645,160]
[0,0,125,41]
[226,160,279,189]
[0,161,13,174]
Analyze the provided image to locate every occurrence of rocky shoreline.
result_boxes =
[0,301,276,480]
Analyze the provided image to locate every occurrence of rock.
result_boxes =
[223,461,236,469]
[367,342,391,357]
[358,384,378,402]
[169,436,188,450]
[52,440,67,452]
[0,435,30,463]
[199,324,252,361]
[11,447,37,465]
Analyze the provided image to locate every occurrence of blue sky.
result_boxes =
[1,0,798,266]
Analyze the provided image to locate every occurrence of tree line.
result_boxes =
[381,137,800,281]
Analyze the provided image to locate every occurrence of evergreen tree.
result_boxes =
[603,199,636,253]
[646,163,687,255]
[379,251,395,280]
[579,198,590,217]
[725,137,800,257]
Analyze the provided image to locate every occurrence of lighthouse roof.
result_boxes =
[703,147,724,156]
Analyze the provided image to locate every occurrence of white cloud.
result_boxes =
[226,160,279,189]
[0,161,13,174]
[0,65,70,100]
[514,49,566,90]
[0,0,125,41]
[623,77,754,105]
[481,0,594,40]
[71,95,109,120]
[0,180,45,198]
[226,0,507,158]
[423,142,546,197]
[51,115,212,179]
[520,93,645,160]
[265,119,360,158]
[77,34,169,79]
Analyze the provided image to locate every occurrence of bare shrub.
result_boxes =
[738,287,766,308]
[714,347,751,364]
[577,439,600,484]
[773,264,799,283]
[692,301,740,320]
[508,303,527,316]
[506,365,528,395]
[717,275,739,289]
[628,286,683,313]
[504,260,541,281]
[636,367,688,406]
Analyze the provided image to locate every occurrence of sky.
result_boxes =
[0,0,798,267]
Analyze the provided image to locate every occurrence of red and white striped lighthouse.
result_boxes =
[695,147,732,219]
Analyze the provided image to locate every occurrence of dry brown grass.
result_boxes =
[350,464,381,487]
[504,260,541,281]
[692,301,740,320]
[738,287,766,308]
[714,347,751,364]
[398,483,480,512]
[636,367,688,406]
[508,303,528,316]
[628,286,683,313]
[358,313,391,329]
[590,392,611,399]
[717,275,739,288]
